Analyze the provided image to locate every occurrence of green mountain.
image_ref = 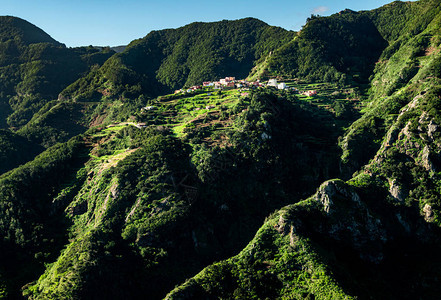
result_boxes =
[0,129,43,174]
[340,0,441,175]
[1,0,441,299]
[0,16,115,173]
[250,10,387,85]
[167,1,441,298]
[0,16,114,129]
[59,18,295,101]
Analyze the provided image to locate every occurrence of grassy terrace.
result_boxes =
[90,81,362,148]
[286,80,363,109]
[138,88,247,145]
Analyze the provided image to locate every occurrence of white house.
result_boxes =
[268,79,278,87]
[278,82,287,90]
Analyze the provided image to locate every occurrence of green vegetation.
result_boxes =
[0,18,114,129]
[0,16,115,174]
[1,1,441,299]
[60,18,295,101]
[254,10,387,85]
[19,87,345,298]
[0,136,89,297]
[0,129,43,174]
[167,201,354,299]
[339,0,441,176]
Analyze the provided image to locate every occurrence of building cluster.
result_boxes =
[173,76,317,96]
[302,90,317,97]
[204,77,264,89]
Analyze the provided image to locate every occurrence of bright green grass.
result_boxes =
[154,89,243,137]
[103,124,129,132]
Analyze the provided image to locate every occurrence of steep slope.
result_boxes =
[248,10,387,85]
[1,0,441,299]
[17,89,344,299]
[0,16,115,174]
[167,1,441,299]
[0,129,43,174]
[0,16,115,129]
[167,179,441,299]
[59,18,295,101]
[340,0,441,176]
[0,137,90,298]
[0,16,60,46]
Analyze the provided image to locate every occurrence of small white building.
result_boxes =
[277,82,287,90]
[268,79,278,87]
[220,78,228,85]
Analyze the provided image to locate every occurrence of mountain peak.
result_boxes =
[0,16,61,45]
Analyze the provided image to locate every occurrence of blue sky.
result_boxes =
[3,0,399,47]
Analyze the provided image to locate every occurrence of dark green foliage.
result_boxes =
[0,16,60,47]
[339,0,441,176]
[19,88,345,299]
[265,11,387,84]
[61,18,294,101]
[0,137,86,246]
[367,0,441,43]
[0,129,43,174]
[0,16,114,129]
[2,1,441,299]
[0,136,89,297]
[428,54,441,78]
[17,101,90,147]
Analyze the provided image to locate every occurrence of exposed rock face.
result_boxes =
[428,120,438,140]
[423,204,435,222]
[274,215,287,234]
[384,126,400,148]
[388,178,407,202]
[315,180,363,214]
[373,98,441,179]
[315,182,336,214]
[421,145,436,172]
[311,180,388,263]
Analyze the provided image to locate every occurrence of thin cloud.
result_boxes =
[312,6,329,14]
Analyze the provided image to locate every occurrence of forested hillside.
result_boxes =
[1,0,441,299]
[59,18,295,101]
[0,16,114,172]
[0,16,114,128]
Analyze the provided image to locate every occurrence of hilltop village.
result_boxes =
[173,77,318,96]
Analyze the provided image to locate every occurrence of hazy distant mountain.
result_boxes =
[111,45,126,53]
[93,45,126,53]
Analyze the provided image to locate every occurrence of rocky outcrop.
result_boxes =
[428,120,439,141]
[421,145,436,172]
[313,181,387,260]
[279,180,389,263]
[423,203,435,222]
[68,201,88,216]
[388,178,407,202]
